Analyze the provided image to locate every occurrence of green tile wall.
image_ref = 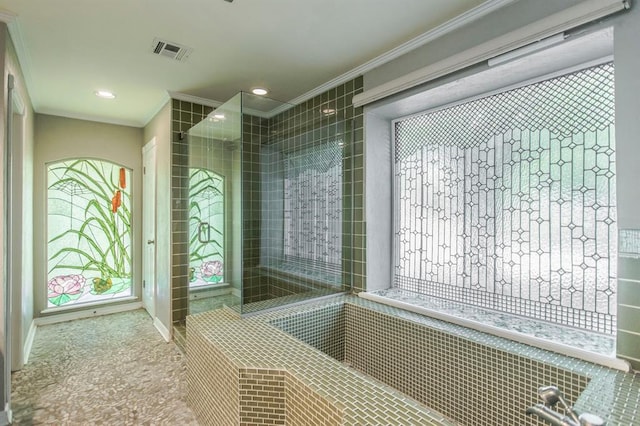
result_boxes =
[171,99,214,326]
[263,78,365,295]
[171,78,364,323]
[241,114,271,304]
[617,264,640,370]
[617,230,640,370]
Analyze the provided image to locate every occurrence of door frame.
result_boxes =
[142,138,157,319]
[9,81,26,373]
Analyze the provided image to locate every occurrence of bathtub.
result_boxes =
[187,295,640,425]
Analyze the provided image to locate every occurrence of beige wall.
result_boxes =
[33,114,144,315]
[143,102,171,331]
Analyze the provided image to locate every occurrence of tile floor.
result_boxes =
[11,309,199,425]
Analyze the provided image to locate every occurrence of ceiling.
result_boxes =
[0,0,503,127]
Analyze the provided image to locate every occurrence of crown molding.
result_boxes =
[3,0,517,124]
[169,0,517,119]
[142,91,171,127]
[167,91,223,108]
[287,0,518,106]
[5,15,38,111]
[0,9,16,23]
[37,106,144,128]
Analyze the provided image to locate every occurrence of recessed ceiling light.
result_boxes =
[213,113,225,119]
[252,88,268,96]
[321,108,336,116]
[95,90,116,99]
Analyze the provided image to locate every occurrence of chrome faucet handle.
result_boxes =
[538,386,581,425]
[538,386,562,406]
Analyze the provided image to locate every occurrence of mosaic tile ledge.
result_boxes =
[368,288,617,359]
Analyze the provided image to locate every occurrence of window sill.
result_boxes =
[360,289,630,372]
[40,295,139,316]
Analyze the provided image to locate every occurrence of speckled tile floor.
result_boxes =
[11,309,199,425]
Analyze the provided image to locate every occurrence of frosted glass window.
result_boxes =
[393,63,616,333]
[283,141,343,269]
[259,139,344,284]
[47,159,132,307]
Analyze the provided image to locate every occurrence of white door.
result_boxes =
[142,139,157,318]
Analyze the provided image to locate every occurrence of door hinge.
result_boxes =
[143,166,146,174]
[143,280,146,288]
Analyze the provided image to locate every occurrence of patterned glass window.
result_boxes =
[47,159,133,307]
[283,141,343,278]
[393,63,616,334]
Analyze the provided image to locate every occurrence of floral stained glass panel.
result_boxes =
[189,168,224,288]
[47,159,133,307]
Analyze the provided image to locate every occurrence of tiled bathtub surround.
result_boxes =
[187,307,452,425]
[188,296,640,425]
[270,300,587,426]
[617,250,640,370]
[269,301,345,361]
[345,302,587,426]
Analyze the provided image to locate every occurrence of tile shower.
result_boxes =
[170,78,365,327]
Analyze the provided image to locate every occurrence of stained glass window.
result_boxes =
[189,168,224,287]
[393,63,616,334]
[47,159,132,307]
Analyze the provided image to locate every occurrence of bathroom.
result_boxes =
[1,0,640,424]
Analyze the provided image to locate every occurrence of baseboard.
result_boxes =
[0,403,12,425]
[153,317,171,342]
[23,320,36,364]
[34,301,142,326]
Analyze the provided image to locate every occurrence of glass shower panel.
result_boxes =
[241,92,352,314]
[187,93,242,315]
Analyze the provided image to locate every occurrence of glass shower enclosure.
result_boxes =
[186,92,353,315]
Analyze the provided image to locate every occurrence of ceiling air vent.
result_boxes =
[151,38,192,62]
